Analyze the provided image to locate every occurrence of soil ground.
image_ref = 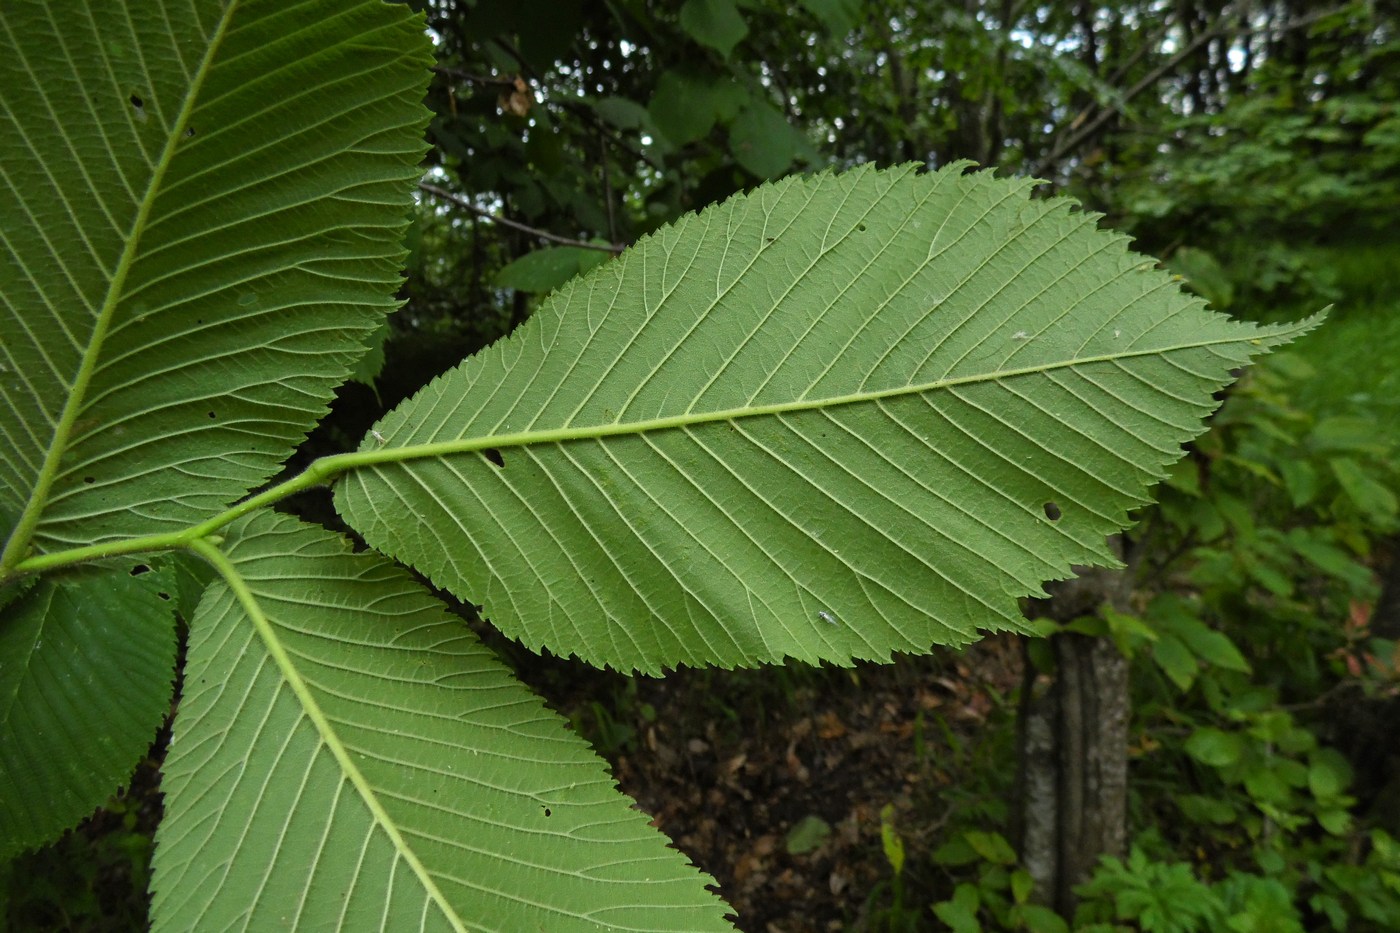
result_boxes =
[526,634,1027,932]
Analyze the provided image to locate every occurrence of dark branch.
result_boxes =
[431,65,519,87]
[1032,4,1352,179]
[419,183,625,254]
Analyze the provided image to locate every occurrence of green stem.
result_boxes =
[8,443,423,577]
[9,453,346,577]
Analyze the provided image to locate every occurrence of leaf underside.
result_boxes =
[152,511,730,933]
[338,163,1317,675]
[0,0,429,555]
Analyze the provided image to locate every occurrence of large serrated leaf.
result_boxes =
[337,163,1317,675]
[152,510,730,932]
[0,0,430,558]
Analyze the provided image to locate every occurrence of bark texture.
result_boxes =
[1014,562,1132,916]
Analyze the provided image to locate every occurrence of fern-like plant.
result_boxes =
[0,1,1316,929]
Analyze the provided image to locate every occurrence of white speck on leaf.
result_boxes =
[817,610,837,626]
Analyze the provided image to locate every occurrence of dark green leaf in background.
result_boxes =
[679,0,749,58]
[730,102,806,178]
[0,562,177,861]
[649,71,748,146]
[497,245,614,294]
[591,95,653,131]
[797,0,860,33]
[1186,727,1245,768]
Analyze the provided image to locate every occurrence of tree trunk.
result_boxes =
[1013,561,1132,916]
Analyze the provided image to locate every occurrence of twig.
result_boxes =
[418,183,625,254]
[600,136,618,245]
[1032,26,1217,177]
[431,65,519,87]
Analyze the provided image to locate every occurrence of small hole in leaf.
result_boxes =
[184,126,196,138]
[208,411,216,418]
[157,592,171,601]
[83,476,95,484]
[129,94,143,108]
[1043,501,1062,522]
[483,448,504,468]
[857,223,867,232]
[130,564,151,576]
[542,807,552,818]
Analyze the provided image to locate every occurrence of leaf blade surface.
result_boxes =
[152,510,730,932]
[0,0,430,558]
[0,561,177,860]
[337,164,1316,673]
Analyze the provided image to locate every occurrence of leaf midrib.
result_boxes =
[189,536,469,933]
[8,323,1299,580]
[358,332,1277,466]
[0,6,236,570]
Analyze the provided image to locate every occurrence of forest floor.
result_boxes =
[523,632,1028,933]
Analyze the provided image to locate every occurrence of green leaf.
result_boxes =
[591,95,653,131]
[0,561,177,860]
[162,549,217,621]
[785,814,832,854]
[0,0,430,558]
[1308,748,1353,800]
[648,71,747,146]
[932,886,983,933]
[964,830,1017,866]
[1101,606,1158,658]
[497,246,613,294]
[1245,769,1290,804]
[349,318,392,389]
[679,0,748,57]
[1011,867,1034,904]
[934,835,981,867]
[1150,597,1251,675]
[1312,416,1393,456]
[880,804,906,874]
[1152,633,1198,691]
[797,0,860,33]
[1177,794,1236,825]
[1186,728,1245,768]
[152,511,730,932]
[1177,624,1250,675]
[1330,456,1399,519]
[730,102,804,178]
[1277,459,1319,507]
[1016,904,1070,933]
[337,164,1317,675]
[1318,807,1352,835]
[1286,530,1370,588]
